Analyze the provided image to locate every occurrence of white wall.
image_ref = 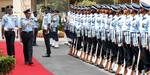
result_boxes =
[13,0,31,18]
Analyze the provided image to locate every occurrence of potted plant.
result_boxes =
[0,49,15,75]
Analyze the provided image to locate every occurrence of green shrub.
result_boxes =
[58,15,63,31]
[0,56,15,75]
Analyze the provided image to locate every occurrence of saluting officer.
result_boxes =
[20,9,34,65]
[42,9,51,57]
[1,5,19,57]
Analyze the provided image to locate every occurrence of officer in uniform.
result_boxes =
[129,3,141,75]
[68,7,76,55]
[79,7,87,60]
[104,5,113,70]
[95,5,103,65]
[74,7,83,57]
[62,12,71,45]
[88,6,97,64]
[100,5,109,69]
[51,10,60,48]
[139,2,150,74]
[79,7,86,59]
[70,7,77,56]
[82,7,90,61]
[1,5,19,57]
[67,7,73,54]
[42,9,51,57]
[32,11,39,46]
[120,4,133,75]
[85,7,93,62]
[20,9,34,65]
[146,3,150,74]
[115,7,125,75]
[107,5,120,72]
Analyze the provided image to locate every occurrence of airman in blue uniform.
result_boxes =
[1,5,19,57]
[42,9,51,57]
[20,9,34,65]
[32,11,39,46]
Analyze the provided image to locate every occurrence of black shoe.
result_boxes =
[98,65,104,69]
[28,62,34,65]
[115,74,122,75]
[42,54,51,57]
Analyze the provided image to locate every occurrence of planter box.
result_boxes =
[37,30,65,38]
[58,31,65,38]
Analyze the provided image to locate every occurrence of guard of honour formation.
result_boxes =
[1,1,150,75]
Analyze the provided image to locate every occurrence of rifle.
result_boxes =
[92,42,99,64]
[79,29,85,59]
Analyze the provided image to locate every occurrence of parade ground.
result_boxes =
[1,0,150,74]
[0,21,111,75]
[0,38,112,75]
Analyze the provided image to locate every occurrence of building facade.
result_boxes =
[0,0,36,18]
[0,0,13,18]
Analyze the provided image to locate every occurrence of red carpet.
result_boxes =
[0,42,54,75]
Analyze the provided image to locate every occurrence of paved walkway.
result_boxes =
[0,21,112,75]
[33,41,112,75]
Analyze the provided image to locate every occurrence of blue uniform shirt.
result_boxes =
[33,16,39,28]
[52,14,59,28]
[20,18,34,32]
[42,13,51,30]
[1,14,19,31]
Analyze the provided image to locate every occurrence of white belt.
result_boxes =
[4,28,15,31]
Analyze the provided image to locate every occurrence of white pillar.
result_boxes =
[13,0,31,18]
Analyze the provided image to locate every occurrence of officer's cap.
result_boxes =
[91,5,97,10]
[23,9,32,14]
[111,5,120,12]
[83,6,88,10]
[94,5,100,9]
[125,4,132,9]
[101,5,107,9]
[131,3,140,11]
[119,4,127,10]
[140,1,150,10]
[105,5,110,9]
